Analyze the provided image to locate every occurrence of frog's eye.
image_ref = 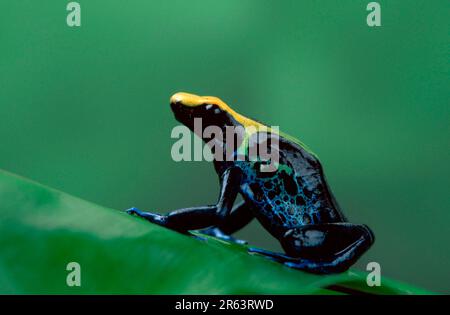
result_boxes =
[204,104,222,115]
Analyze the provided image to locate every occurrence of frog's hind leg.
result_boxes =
[249,223,374,274]
[197,201,254,245]
[282,236,368,274]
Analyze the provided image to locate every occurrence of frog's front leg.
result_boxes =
[249,223,374,274]
[126,168,242,233]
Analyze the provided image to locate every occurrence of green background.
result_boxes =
[0,0,448,293]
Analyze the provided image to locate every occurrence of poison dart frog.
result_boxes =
[127,92,374,274]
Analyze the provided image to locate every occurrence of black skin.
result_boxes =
[127,96,375,274]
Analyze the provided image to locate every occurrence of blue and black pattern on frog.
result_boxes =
[236,136,345,239]
[126,92,374,274]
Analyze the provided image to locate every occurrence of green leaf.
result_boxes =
[0,169,432,294]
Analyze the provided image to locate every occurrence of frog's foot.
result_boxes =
[125,207,167,225]
[197,227,248,245]
[248,223,374,274]
[126,207,142,216]
[248,247,293,263]
[248,248,326,272]
[248,247,323,271]
[190,234,208,242]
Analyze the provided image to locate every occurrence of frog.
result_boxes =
[126,92,374,274]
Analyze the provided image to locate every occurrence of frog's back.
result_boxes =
[238,133,346,238]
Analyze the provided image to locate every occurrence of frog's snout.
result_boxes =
[170,92,204,107]
[170,92,197,126]
[170,92,185,106]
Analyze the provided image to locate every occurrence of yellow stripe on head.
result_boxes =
[170,92,317,157]
[170,92,267,131]
[170,92,230,110]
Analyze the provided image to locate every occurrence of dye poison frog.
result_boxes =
[127,92,374,274]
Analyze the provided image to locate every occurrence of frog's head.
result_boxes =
[170,92,279,168]
[170,92,240,133]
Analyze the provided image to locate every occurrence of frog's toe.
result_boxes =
[191,234,208,242]
[223,236,248,245]
[233,238,248,245]
[126,207,142,216]
[248,247,261,253]
[248,247,293,263]
[248,247,274,256]
[198,227,248,245]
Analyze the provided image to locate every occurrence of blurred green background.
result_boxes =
[0,0,448,293]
